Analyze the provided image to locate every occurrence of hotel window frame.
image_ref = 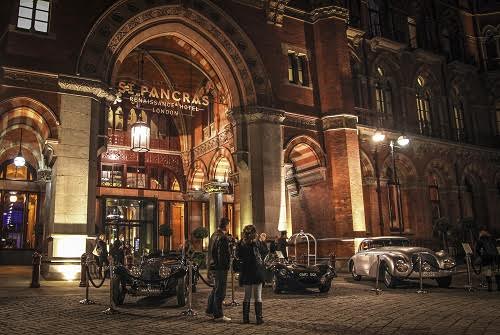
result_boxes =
[16,0,51,33]
[374,67,392,126]
[495,100,500,136]
[100,164,123,187]
[287,51,309,87]
[416,77,432,136]
[428,175,441,221]
[368,0,382,37]
[452,102,466,142]
[0,159,36,181]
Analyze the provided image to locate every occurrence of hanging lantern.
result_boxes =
[14,128,26,167]
[130,115,150,152]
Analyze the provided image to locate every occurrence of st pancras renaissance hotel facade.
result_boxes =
[0,0,499,278]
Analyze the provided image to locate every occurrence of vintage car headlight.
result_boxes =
[442,258,456,269]
[278,268,288,277]
[130,265,142,278]
[395,259,409,272]
[159,265,172,279]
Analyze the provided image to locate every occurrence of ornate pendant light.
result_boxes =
[130,50,150,153]
[14,128,26,167]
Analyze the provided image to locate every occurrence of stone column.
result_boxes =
[204,181,229,235]
[322,115,366,239]
[246,107,285,235]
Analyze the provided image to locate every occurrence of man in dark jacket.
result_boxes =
[206,218,231,322]
[476,228,499,291]
[276,231,288,260]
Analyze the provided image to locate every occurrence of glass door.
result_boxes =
[104,198,156,254]
[0,191,38,249]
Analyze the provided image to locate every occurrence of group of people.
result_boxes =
[93,233,128,276]
[205,217,288,324]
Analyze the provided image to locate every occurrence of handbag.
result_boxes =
[253,245,266,281]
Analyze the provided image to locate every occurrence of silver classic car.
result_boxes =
[349,237,456,288]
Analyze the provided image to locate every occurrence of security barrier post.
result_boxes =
[30,252,41,288]
[416,253,428,294]
[102,256,118,314]
[371,254,382,295]
[79,256,95,305]
[181,259,197,317]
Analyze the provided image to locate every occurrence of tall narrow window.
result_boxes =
[368,0,381,37]
[374,67,392,126]
[495,100,500,136]
[416,76,432,136]
[408,17,418,48]
[287,51,309,86]
[452,102,466,141]
[17,0,51,33]
[428,175,441,220]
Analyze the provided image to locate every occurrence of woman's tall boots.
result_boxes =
[486,276,492,292]
[242,302,250,324]
[255,302,264,325]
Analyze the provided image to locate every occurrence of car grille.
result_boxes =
[411,253,439,271]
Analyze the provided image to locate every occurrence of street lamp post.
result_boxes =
[372,131,409,236]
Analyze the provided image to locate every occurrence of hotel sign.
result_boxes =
[116,80,209,116]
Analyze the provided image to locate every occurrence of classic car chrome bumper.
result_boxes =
[395,269,455,279]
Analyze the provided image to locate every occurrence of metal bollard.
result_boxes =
[79,253,87,287]
[416,253,428,294]
[329,252,336,270]
[371,254,382,295]
[464,253,474,292]
[181,259,197,317]
[30,252,41,288]
[224,257,239,307]
[79,257,95,305]
[102,256,118,315]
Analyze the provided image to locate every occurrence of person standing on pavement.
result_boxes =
[276,230,288,260]
[93,234,109,278]
[476,228,500,291]
[236,225,265,325]
[257,232,269,260]
[206,218,231,322]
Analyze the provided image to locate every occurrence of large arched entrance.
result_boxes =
[81,2,272,251]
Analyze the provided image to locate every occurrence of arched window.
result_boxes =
[368,0,381,37]
[374,66,392,126]
[416,76,432,135]
[452,101,466,141]
[428,174,441,220]
[0,160,36,181]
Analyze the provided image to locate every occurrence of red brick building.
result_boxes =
[0,0,499,274]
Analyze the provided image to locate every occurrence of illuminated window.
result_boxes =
[452,102,466,141]
[416,76,432,136]
[107,107,124,130]
[428,175,441,220]
[17,0,51,33]
[287,51,308,86]
[1,161,35,181]
[100,164,123,187]
[126,166,146,188]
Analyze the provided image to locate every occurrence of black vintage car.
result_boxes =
[264,254,336,293]
[112,251,198,306]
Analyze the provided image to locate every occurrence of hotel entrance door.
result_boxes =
[103,198,156,254]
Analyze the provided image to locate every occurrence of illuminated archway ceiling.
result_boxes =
[116,35,225,100]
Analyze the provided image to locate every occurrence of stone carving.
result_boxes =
[203,180,229,193]
[266,0,290,27]
[78,1,273,106]
[37,168,52,182]
[285,5,349,23]
[2,67,59,91]
[283,113,319,130]
[192,125,234,159]
[58,76,116,103]
[321,115,358,130]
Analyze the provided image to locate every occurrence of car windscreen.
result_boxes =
[371,239,410,248]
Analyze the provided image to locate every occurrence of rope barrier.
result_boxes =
[196,268,214,288]
[86,267,106,288]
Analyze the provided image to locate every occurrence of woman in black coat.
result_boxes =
[236,225,264,325]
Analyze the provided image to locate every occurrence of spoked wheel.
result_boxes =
[382,264,396,288]
[351,263,362,281]
[272,275,282,294]
[176,276,186,307]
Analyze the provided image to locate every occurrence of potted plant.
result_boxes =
[159,224,173,252]
[192,226,209,250]
[432,217,450,251]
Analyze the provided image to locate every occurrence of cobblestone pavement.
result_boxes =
[1,267,500,335]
